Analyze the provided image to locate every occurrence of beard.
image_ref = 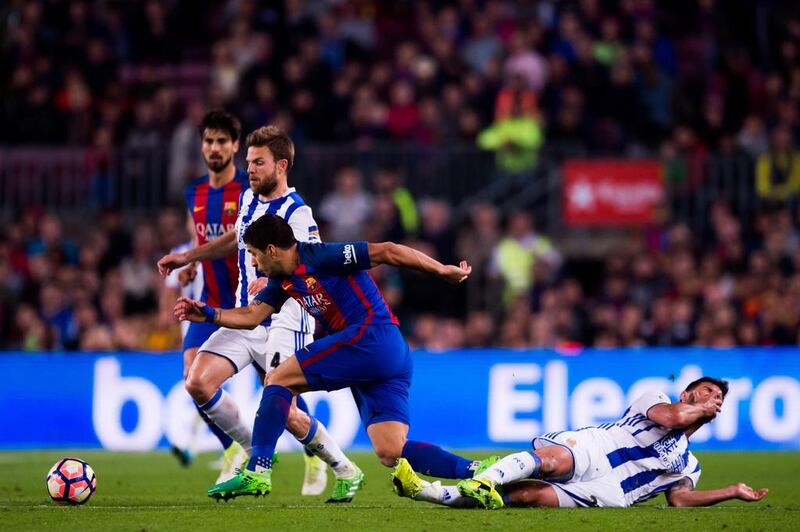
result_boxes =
[251,168,279,197]
[205,155,232,173]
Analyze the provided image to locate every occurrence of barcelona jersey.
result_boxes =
[184,170,248,308]
[255,241,399,334]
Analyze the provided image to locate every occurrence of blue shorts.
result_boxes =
[183,321,220,351]
[297,323,412,427]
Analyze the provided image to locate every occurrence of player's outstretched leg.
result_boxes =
[401,440,484,479]
[392,459,481,508]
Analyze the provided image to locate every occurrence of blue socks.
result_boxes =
[401,440,474,479]
[194,403,234,450]
[248,384,293,472]
[295,394,316,457]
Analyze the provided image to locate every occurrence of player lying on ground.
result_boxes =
[392,377,768,509]
[175,213,495,501]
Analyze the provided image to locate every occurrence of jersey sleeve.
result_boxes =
[303,242,371,273]
[631,390,671,417]
[254,278,289,309]
[286,205,322,243]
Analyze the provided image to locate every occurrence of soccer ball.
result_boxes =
[46,458,97,505]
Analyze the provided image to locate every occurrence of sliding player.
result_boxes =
[391,377,769,509]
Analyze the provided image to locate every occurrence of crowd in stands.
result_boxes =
[3,180,800,350]
[3,1,800,163]
[3,0,800,351]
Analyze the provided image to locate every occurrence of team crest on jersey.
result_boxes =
[224,201,237,216]
[305,276,318,291]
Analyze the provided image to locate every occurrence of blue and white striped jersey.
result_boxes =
[602,391,702,506]
[234,187,320,333]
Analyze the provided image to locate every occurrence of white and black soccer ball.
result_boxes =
[46,458,97,505]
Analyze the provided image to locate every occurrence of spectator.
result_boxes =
[756,126,800,202]
[319,165,373,241]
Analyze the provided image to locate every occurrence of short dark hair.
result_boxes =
[198,110,241,142]
[246,125,295,169]
[243,214,296,250]
[684,377,729,399]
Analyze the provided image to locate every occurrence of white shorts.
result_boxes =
[546,474,627,508]
[264,328,314,374]
[532,429,613,483]
[199,326,312,373]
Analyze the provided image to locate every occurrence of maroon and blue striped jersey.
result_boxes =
[184,170,249,308]
[255,241,399,334]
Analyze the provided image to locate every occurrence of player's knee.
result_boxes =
[373,443,403,467]
[535,448,572,477]
[184,375,214,404]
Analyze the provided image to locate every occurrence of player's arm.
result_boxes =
[665,478,768,507]
[645,398,721,429]
[368,242,471,284]
[157,231,237,275]
[174,296,275,329]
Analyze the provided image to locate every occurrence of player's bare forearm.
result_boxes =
[158,231,237,275]
[174,296,274,329]
[185,230,237,262]
[647,400,720,429]
[666,481,768,507]
[215,300,275,329]
[368,242,471,283]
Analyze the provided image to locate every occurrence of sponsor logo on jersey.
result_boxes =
[281,281,294,291]
[300,292,330,317]
[343,244,357,265]
[305,276,318,291]
[653,435,686,473]
[193,205,205,212]
[224,201,237,216]
[196,222,235,240]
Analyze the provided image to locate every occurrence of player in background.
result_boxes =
[160,242,206,465]
[174,214,495,501]
[392,377,769,509]
[179,110,250,482]
[159,126,358,500]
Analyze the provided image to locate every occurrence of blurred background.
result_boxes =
[2,0,800,453]
[3,0,800,353]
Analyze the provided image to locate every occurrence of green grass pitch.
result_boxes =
[1,450,797,531]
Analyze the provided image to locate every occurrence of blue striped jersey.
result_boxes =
[234,187,319,333]
[601,391,702,506]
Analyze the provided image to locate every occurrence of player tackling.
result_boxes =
[391,377,769,509]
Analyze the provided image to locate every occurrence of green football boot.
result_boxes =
[207,468,272,501]
[391,458,424,498]
[472,455,500,477]
[326,464,365,503]
[456,477,504,510]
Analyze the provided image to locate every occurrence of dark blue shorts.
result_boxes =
[183,321,220,351]
[296,323,412,427]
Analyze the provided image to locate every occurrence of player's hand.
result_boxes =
[731,482,768,502]
[701,396,723,419]
[440,260,472,284]
[248,277,268,295]
[158,252,189,276]
[174,296,207,322]
[178,263,198,287]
